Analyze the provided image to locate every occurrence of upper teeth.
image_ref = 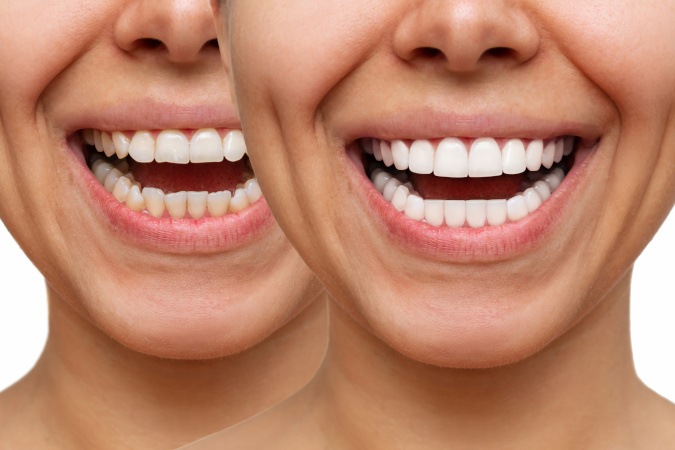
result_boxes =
[83,128,248,164]
[366,137,573,177]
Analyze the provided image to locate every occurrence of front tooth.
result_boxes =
[533,180,552,202]
[507,195,528,222]
[83,129,95,146]
[382,177,402,202]
[373,139,383,161]
[103,168,123,192]
[372,169,393,193]
[244,178,263,203]
[563,137,575,156]
[434,138,469,178]
[541,141,556,169]
[391,185,409,212]
[187,191,208,219]
[190,128,224,163]
[128,131,155,163]
[207,191,231,217]
[223,130,247,162]
[469,138,502,177]
[502,139,527,175]
[404,194,425,221]
[229,188,250,212]
[466,200,487,228]
[487,199,508,226]
[408,140,435,175]
[142,187,166,218]
[125,185,145,212]
[523,187,543,213]
[102,132,116,157]
[112,176,132,202]
[424,200,445,227]
[391,140,409,170]
[112,132,130,159]
[155,130,189,164]
[553,139,564,163]
[93,160,114,184]
[94,130,104,153]
[526,140,544,172]
[165,192,188,218]
[381,141,395,167]
[444,200,466,228]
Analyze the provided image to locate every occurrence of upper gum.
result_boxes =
[89,128,238,140]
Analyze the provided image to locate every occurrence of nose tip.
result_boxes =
[115,0,219,64]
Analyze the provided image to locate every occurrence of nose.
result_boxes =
[115,0,218,64]
[393,0,540,74]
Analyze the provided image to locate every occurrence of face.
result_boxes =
[0,0,322,359]
[220,1,675,367]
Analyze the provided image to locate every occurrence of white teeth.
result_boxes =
[128,131,155,163]
[382,177,402,202]
[466,200,487,228]
[112,175,132,202]
[469,138,502,177]
[408,140,435,175]
[372,169,393,193]
[207,191,231,217]
[187,191,208,219]
[423,200,445,227]
[502,139,527,175]
[525,140,544,172]
[486,199,508,226]
[83,129,95,146]
[444,200,466,228]
[112,132,130,159]
[102,132,116,158]
[553,139,564,164]
[391,185,409,212]
[190,129,224,163]
[523,187,542,213]
[373,139,383,162]
[94,130,104,153]
[244,178,263,203]
[434,138,469,178]
[155,130,190,164]
[223,130,247,163]
[125,185,145,212]
[533,180,552,202]
[362,139,374,155]
[165,192,188,219]
[541,141,556,169]
[93,160,114,184]
[507,195,529,222]
[390,140,408,170]
[229,188,250,213]
[404,194,425,221]
[142,187,166,218]
[563,137,575,156]
[380,141,395,167]
[103,168,123,192]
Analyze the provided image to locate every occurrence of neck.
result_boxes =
[314,273,643,449]
[16,285,327,449]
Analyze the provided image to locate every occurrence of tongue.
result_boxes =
[130,161,250,193]
[411,173,524,200]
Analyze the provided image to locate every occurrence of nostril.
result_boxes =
[137,38,164,50]
[483,47,513,58]
[205,38,219,50]
[414,47,443,59]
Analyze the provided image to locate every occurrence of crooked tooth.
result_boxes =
[507,195,528,222]
[103,168,123,192]
[156,130,189,164]
[112,132,130,159]
[553,139,564,163]
[187,191,208,219]
[487,199,508,226]
[502,139,527,175]
[93,160,114,184]
[404,194,425,221]
[112,176,132,202]
[373,139,383,162]
[391,140,409,170]
[128,131,155,163]
[190,128,224,163]
[223,130,247,162]
[229,188,250,212]
[523,187,543,213]
[381,141,395,167]
[533,180,552,202]
[466,200,487,228]
[165,192,188,219]
[391,185,409,212]
[372,169,393,193]
[542,141,555,169]
[469,138,502,177]
[382,177,402,202]
[563,137,575,156]
[125,185,145,212]
[434,138,468,178]
[444,200,466,228]
[94,130,104,153]
[83,129,95,146]
[207,191,231,217]
[142,187,165,218]
[408,140,435,175]
[424,200,445,227]
[526,140,544,172]
[244,178,263,203]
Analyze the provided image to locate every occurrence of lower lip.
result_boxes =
[347,141,600,263]
[67,139,275,254]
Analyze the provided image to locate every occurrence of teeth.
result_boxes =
[541,141,556,169]
[563,137,575,156]
[165,192,188,219]
[190,129,224,163]
[125,185,145,212]
[112,132,130,159]
[128,131,155,163]
[382,177,402,202]
[372,169,393,193]
[469,138,503,178]
[223,130,247,163]
[434,138,469,178]
[207,191,231,217]
[486,199,508,226]
[501,139,527,175]
[92,160,114,184]
[390,140,408,170]
[83,129,95,146]
[142,187,166,218]
[156,130,190,164]
[102,132,116,157]
[533,180,552,202]
[444,200,467,228]
[229,188,250,213]
[423,200,445,227]
[112,175,132,202]
[373,139,383,161]
[103,168,123,192]
[408,140,435,175]
[404,194,425,221]
[381,141,395,168]
[523,187,543,213]
[466,200,487,228]
[187,191,208,219]
[525,140,544,172]
[391,185,410,212]
[244,179,263,203]
[94,130,104,153]
[507,195,529,222]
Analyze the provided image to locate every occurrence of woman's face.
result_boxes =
[220,1,675,367]
[0,0,321,359]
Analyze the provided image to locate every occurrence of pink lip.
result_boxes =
[345,133,601,263]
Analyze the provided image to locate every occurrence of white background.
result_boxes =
[1,212,674,401]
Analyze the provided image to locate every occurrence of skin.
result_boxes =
[207,0,675,448]
[0,1,327,448]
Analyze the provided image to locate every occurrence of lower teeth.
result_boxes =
[88,153,262,219]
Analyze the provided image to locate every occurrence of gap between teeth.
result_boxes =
[83,128,248,164]
[365,136,574,177]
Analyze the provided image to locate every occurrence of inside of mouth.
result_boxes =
[360,136,578,228]
[81,129,261,220]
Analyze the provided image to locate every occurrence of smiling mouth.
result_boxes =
[81,128,261,220]
[360,135,591,228]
